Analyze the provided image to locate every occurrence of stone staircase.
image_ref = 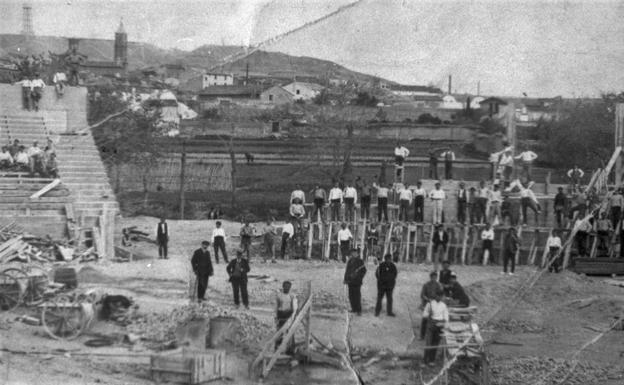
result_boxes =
[0,111,119,235]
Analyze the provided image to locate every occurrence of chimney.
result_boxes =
[448,75,452,95]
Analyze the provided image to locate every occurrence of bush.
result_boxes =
[417,113,441,124]
[352,92,379,107]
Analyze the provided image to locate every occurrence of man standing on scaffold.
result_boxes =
[394,141,410,182]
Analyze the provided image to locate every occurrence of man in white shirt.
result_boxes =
[546,229,562,272]
[413,181,426,222]
[475,180,489,224]
[567,166,584,190]
[328,182,343,222]
[429,182,446,224]
[394,141,410,181]
[440,148,456,180]
[290,185,305,205]
[14,147,29,170]
[53,71,67,96]
[422,289,449,366]
[374,182,390,222]
[16,77,33,110]
[343,183,358,223]
[394,141,410,166]
[280,221,294,260]
[30,74,46,111]
[514,148,538,182]
[499,149,514,183]
[398,186,412,222]
[337,222,353,262]
[481,223,495,265]
[211,221,229,263]
[519,182,541,226]
[289,201,306,231]
[0,147,13,169]
[488,184,502,225]
[27,141,43,175]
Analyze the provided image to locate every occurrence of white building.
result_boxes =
[441,95,464,110]
[282,81,324,101]
[202,73,234,88]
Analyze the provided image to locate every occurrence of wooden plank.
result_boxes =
[515,225,523,265]
[29,178,61,199]
[307,222,313,260]
[383,222,394,257]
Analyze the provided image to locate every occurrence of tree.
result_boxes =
[352,91,379,107]
[537,93,624,170]
[87,87,128,125]
[92,109,166,209]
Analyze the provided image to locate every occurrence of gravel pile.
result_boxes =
[491,357,624,385]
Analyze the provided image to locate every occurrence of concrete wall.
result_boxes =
[0,84,88,132]
[358,123,476,141]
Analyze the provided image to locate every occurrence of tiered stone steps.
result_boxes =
[0,111,119,230]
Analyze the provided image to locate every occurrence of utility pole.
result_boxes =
[477,81,480,96]
[615,103,624,185]
[179,138,187,219]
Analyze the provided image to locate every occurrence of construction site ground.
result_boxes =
[1,216,624,385]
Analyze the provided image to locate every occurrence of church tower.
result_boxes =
[114,19,128,67]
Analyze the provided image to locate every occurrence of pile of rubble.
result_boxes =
[491,357,624,385]
[0,223,97,266]
[126,303,272,351]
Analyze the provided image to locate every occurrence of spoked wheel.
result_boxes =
[2,266,49,306]
[0,272,24,311]
[41,295,86,340]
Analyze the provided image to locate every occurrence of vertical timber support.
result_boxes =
[615,103,624,186]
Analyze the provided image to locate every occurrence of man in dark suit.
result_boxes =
[432,224,449,269]
[344,248,366,315]
[226,250,250,309]
[438,260,453,296]
[156,217,169,259]
[375,253,397,317]
[457,182,468,224]
[191,241,214,302]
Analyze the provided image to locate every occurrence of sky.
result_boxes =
[1,0,623,97]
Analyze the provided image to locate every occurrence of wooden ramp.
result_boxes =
[249,281,313,379]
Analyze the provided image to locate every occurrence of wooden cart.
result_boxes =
[441,307,489,385]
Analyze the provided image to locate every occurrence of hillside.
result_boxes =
[0,34,179,69]
[0,34,392,85]
[217,49,390,85]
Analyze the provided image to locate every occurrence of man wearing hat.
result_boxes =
[191,241,214,302]
[227,250,250,309]
[446,273,470,307]
[375,254,397,317]
[419,271,443,340]
[344,248,366,315]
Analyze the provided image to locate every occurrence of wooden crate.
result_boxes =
[150,348,225,384]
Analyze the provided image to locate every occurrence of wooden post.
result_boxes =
[426,223,434,264]
[540,235,550,268]
[460,225,469,265]
[615,104,624,186]
[304,281,312,362]
[528,229,538,265]
[383,222,394,257]
[324,222,333,261]
[178,139,186,219]
[514,225,523,265]
[307,223,313,260]
[359,217,367,260]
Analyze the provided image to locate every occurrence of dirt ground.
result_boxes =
[1,216,624,385]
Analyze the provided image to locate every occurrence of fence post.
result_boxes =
[179,139,186,219]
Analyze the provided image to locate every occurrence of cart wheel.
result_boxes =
[0,272,24,311]
[41,295,86,340]
[2,267,48,306]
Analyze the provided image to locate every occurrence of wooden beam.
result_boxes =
[29,178,61,199]
[460,225,469,265]
[615,104,624,186]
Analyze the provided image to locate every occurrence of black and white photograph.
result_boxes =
[0,0,624,384]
